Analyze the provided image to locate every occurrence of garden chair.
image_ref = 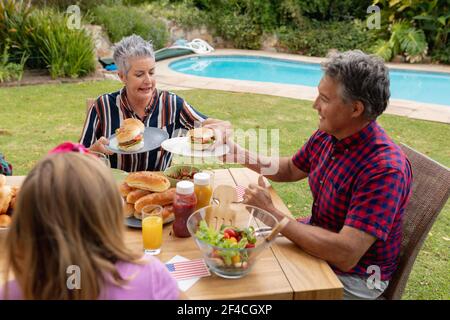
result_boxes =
[380,144,450,299]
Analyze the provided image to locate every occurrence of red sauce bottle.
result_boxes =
[173,181,197,238]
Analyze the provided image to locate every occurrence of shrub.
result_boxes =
[92,4,169,49]
[0,44,28,82]
[30,0,122,11]
[28,9,96,78]
[212,13,263,50]
[277,19,376,57]
[431,45,450,64]
[371,21,428,63]
[1,1,96,78]
[278,0,372,22]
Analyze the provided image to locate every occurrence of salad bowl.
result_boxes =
[187,204,280,279]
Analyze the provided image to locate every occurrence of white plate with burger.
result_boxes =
[106,118,169,154]
[161,127,229,158]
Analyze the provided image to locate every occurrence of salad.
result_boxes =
[195,220,257,269]
[166,166,199,180]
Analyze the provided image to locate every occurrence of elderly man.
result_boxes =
[80,34,229,172]
[225,50,412,300]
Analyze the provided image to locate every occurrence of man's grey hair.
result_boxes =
[113,34,155,75]
[321,50,390,120]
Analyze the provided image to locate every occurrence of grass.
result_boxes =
[0,80,449,299]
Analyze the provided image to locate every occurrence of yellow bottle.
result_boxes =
[194,172,212,211]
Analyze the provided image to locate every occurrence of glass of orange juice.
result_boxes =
[141,205,163,255]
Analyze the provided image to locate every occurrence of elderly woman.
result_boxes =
[80,34,229,172]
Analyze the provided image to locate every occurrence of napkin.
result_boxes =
[165,255,210,292]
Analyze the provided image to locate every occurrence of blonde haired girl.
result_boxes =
[1,152,179,299]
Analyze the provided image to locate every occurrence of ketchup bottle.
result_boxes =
[173,181,197,238]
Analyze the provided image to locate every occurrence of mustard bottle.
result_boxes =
[194,172,212,211]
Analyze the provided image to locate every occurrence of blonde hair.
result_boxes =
[3,152,142,299]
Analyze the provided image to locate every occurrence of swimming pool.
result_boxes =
[169,55,450,107]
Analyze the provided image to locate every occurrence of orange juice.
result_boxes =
[194,172,212,211]
[142,215,163,253]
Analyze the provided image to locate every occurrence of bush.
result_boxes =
[277,19,376,57]
[0,1,96,78]
[92,4,169,49]
[278,0,372,22]
[0,45,28,82]
[431,45,450,64]
[29,9,96,78]
[30,0,122,11]
[213,13,263,50]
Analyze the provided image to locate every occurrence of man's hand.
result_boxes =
[243,175,276,214]
[202,118,232,146]
[89,137,114,155]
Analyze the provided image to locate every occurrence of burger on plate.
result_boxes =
[115,118,145,152]
[187,127,215,151]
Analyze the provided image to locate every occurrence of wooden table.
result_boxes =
[1,168,343,300]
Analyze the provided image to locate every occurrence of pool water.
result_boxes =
[170,55,450,106]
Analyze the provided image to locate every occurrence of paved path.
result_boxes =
[155,49,450,124]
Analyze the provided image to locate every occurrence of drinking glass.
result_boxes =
[141,205,163,255]
[89,151,111,168]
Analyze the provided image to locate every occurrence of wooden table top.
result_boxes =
[1,168,343,300]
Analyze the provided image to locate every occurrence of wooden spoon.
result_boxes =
[207,185,238,231]
[265,216,290,242]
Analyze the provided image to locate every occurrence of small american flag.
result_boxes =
[165,259,211,281]
[235,185,246,202]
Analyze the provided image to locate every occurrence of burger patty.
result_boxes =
[119,135,143,147]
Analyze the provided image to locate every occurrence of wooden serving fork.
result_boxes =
[206,185,238,231]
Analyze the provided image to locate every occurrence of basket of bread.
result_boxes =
[0,174,19,229]
[120,171,175,228]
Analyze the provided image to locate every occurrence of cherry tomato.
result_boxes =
[245,243,255,248]
[224,228,238,238]
[223,233,230,239]
[229,237,237,244]
[231,255,241,264]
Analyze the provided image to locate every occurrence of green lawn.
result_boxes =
[0,80,449,299]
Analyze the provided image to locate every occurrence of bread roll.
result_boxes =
[119,182,135,197]
[134,188,176,213]
[0,185,12,215]
[126,172,170,192]
[162,205,175,224]
[126,189,151,204]
[116,118,145,143]
[123,202,135,218]
[0,214,12,228]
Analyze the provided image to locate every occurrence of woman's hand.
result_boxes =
[89,137,114,155]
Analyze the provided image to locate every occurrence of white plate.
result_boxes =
[161,137,229,158]
[106,127,169,155]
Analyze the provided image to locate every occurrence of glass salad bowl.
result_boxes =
[187,204,280,279]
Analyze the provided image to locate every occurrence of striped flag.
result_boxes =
[165,259,211,281]
[235,185,246,202]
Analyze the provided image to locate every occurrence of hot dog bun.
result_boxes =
[123,202,135,218]
[0,214,12,228]
[162,205,175,224]
[126,189,151,204]
[134,188,176,213]
[133,205,174,223]
[119,182,135,197]
[0,185,12,215]
[125,171,170,192]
